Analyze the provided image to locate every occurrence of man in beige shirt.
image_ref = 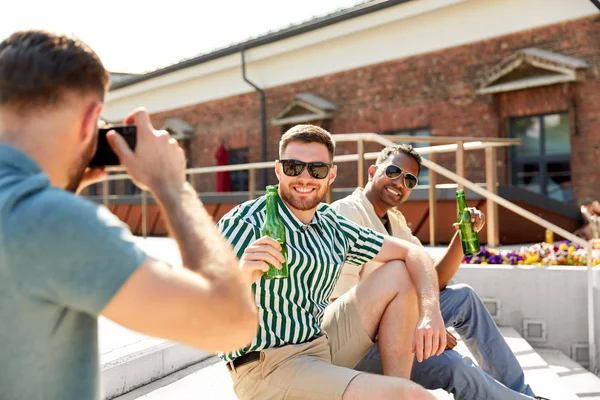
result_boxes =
[330,144,543,400]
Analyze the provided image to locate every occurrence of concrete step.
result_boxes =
[109,327,579,399]
[496,327,577,400]
[426,327,579,400]
[537,348,600,399]
[100,318,211,399]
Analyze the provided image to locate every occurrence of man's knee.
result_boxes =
[409,385,437,400]
[375,260,416,298]
[429,353,487,395]
[344,373,434,400]
[412,351,471,389]
[447,354,478,380]
[444,283,478,305]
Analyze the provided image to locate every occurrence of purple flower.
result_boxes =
[488,255,503,264]
[506,254,521,264]
[478,248,491,258]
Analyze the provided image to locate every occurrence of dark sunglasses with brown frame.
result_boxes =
[279,159,333,180]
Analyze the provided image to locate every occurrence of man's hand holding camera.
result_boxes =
[107,108,186,196]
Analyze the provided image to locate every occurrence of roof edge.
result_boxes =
[110,0,413,91]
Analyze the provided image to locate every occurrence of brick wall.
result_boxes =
[150,14,600,205]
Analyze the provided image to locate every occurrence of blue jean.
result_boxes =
[354,284,536,400]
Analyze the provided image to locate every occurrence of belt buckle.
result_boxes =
[226,360,236,373]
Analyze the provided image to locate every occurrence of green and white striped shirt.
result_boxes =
[216,194,385,362]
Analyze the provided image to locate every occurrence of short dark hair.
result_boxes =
[279,124,335,160]
[0,30,109,110]
[376,144,422,174]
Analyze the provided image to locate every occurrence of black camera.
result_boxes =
[89,125,137,167]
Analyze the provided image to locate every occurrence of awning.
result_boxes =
[272,93,337,126]
[478,48,588,95]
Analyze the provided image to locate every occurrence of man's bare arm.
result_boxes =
[434,232,464,290]
[373,236,446,359]
[373,236,439,312]
[101,109,257,352]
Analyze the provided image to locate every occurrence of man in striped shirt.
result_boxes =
[217,124,446,400]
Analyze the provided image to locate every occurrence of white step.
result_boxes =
[113,359,235,400]
[496,327,577,400]
[111,327,580,399]
[537,348,600,399]
[424,327,579,400]
[100,318,211,399]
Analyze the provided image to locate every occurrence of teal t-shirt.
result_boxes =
[0,144,146,399]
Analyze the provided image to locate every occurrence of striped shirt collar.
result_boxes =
[277,192,323,232]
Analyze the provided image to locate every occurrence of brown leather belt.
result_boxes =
[226,351,260,372]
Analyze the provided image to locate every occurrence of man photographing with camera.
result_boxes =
[0,30,258,400]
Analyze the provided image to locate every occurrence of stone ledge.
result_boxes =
[102,341,211,399]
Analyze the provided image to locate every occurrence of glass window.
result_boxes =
[88,183,99,196]
[512,117,541,157]
[511,113,571,202]
[125,180,140,196]
[514,162,541,194]
[547,161,572,202]
[229,148,249,191]
[543,114,570,155]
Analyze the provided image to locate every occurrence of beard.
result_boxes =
[65,137,96,193]
[279,181,330,211]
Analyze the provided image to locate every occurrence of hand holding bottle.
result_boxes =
[239,236,285,285]
[452,207,486,233]
[261,186,289,279]
[456,190,484,256]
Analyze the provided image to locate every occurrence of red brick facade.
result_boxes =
[150,15,600,205]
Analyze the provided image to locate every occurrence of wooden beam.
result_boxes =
[428,153,438,246]
[357,139,365,188]
[248,169,256,200]
[380,135,522,145]
[485,147,499,246]
[456,141,465,190]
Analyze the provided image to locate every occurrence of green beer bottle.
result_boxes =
[456,189,480,256]
[261,186,289,279]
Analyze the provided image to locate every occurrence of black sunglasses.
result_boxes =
[381,164,418,189]
[279,159,333,180]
